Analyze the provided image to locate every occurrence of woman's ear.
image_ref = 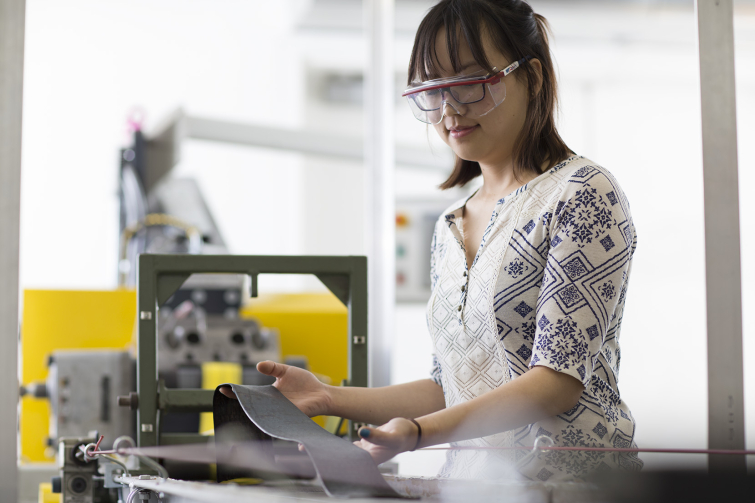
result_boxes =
[528,58,544,99]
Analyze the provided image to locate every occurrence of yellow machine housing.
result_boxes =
[20,290,347,463]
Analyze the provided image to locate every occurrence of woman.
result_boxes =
[225,0,642,481]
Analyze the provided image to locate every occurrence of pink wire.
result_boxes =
[86,435,104,456]
[419,446,755,455]
[86,443,755,457]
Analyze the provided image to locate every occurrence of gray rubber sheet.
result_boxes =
[213,383,407,499]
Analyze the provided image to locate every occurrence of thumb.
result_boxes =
[357,427,392,446]
[257,360,287,378]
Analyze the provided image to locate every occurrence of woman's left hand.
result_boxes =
[354,418,419,465]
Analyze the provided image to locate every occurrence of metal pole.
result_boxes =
[364,0,395,388]
[0,0,25,497]
[696,0,745,473]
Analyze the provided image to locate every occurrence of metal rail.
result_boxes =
[364,0,396,389]
[0,0,25,498]
[183,114,449,171]
[696,0,746,473]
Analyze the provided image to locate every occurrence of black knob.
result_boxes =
[51,477,61,494]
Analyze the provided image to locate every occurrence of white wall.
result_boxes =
[20,0,307,290]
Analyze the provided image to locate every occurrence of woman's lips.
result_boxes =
[449,125,479,139]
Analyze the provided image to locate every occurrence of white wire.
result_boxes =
[101,454,131,477]
[138,454,169,479]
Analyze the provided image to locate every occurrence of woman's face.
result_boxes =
[429,28,535,169]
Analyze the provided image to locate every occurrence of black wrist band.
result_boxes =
[408,418,422,451]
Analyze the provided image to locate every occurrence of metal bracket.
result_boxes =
[136,254,368,447]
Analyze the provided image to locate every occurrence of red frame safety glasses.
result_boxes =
[402,56,531,125]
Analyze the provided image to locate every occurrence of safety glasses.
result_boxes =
[402,56,531,125]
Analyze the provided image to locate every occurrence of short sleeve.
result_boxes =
[529,167,636,387]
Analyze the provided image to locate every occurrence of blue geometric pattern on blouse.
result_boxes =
[427,157,643,481]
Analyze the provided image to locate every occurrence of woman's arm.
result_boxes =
[355,366,582,463]
[329,378,446,425]
[418,366,582,445]
[221,360,446,424]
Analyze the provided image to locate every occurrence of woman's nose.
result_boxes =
[442,100,462,117]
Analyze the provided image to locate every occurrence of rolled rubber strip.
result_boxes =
[213,383,408,499]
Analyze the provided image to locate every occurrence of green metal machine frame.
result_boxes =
[135,254,368,447]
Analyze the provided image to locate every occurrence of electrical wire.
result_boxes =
[101,454,131,477]
[419,446,755,455]
[118,213,202,286]
[89,439,755,459]
[137,454,169,479]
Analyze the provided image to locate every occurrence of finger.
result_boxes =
[257,360,288,378]
[218,386,238,399]
[357,427,392,446]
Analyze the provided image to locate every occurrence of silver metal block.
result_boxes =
[47,350,135,450]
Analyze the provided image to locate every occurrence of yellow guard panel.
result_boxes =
[20,290,347,462]
[240,293,348,391]
[20,290,136,462]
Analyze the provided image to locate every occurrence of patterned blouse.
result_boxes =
[427,155,644,481]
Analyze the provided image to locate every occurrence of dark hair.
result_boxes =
[408,0,571,189]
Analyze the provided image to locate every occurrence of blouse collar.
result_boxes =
[443,155,583,220]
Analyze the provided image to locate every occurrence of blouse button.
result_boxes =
[457,305,462,312]
[463,271,468,277]
[461,285,466,292]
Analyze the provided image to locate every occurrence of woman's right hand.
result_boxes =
[218,360,333,418]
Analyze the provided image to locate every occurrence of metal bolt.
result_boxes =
[353,336,366,345]
[141,423,154,432]
[140,311,153,320]
[117,392,139,410]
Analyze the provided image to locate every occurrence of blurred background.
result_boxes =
[18,0,755,477]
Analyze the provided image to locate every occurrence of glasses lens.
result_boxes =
[404,75,507,124]
[449,83,485,104]
[407,95,442,124]
[412,89,442,112]
[474,80,506,117]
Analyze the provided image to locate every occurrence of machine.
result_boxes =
[19,119,356,502]
[34,253,368,503]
